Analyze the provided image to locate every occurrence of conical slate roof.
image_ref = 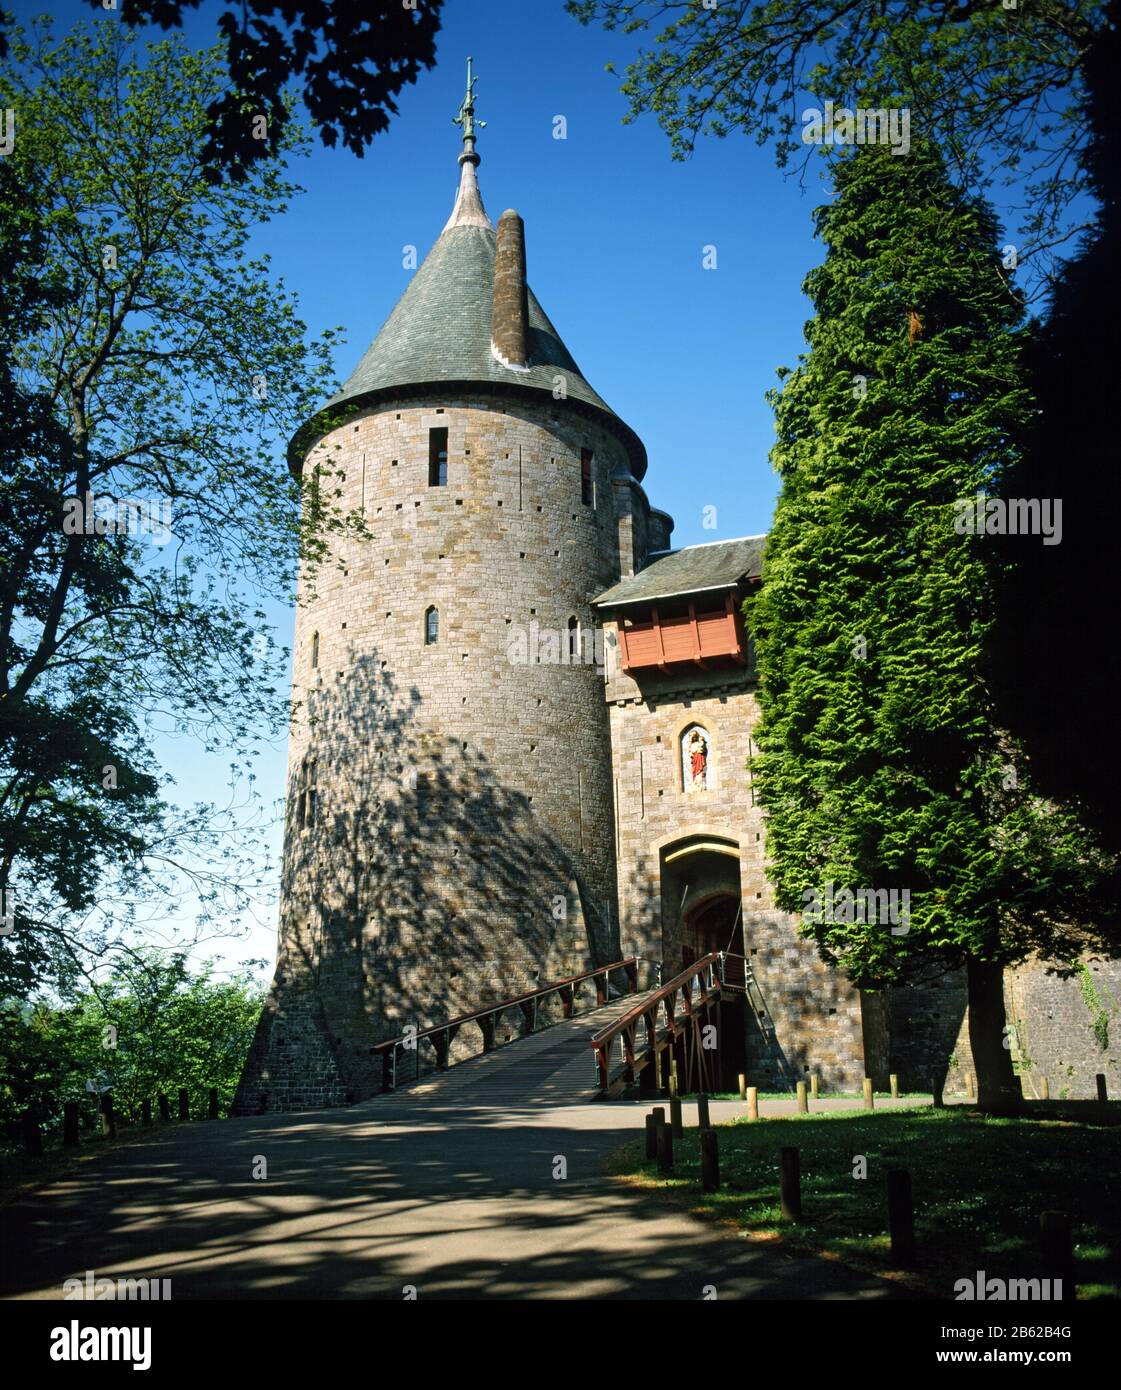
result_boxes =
[289,135,647,478]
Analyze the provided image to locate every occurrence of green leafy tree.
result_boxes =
[989,0,1121,855]
[0,953,265,1134]
[573,0,1121,880]
[569,0,1111,292]
[746,139,1117,1111]
[0,20,359,998]
[0,999,81,1133]
[0,2,445,182]
[68,952,266,1121]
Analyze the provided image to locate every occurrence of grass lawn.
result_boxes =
[610,1103,1121,1299]
[675,1090,928,1101]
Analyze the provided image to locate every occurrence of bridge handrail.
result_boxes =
[588,953,721,1049]
[371,957,640,1056]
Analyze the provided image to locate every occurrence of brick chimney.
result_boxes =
[491,209,530,372]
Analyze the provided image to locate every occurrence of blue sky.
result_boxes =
[251,1,822,545]
[11,1,1032,976]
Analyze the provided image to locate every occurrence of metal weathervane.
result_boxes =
[453,56,486,148]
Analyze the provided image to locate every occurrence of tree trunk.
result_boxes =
[966,955,1020,1113]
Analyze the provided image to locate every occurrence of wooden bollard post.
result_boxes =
[796,1080,808,1114]
[670,1094,683,1138]
[63,1101,80,1147]
[780,1146,801,1220]
[100,1091,116,1139]
[697,1094,711,1130]
[208,1087,219,1119]
[645,1111,658,1160]
[746,1086,759,1121]
[700,1129,720,1193]
[863,1077,874,1111]
[178,1088,189,1121]
[887,1168,915,1267]
[1040,1211,1073,1298]
[656,1113,674,1174]
[141,1098,152,1126]
[1096,1073,1108,1102]
[1040,1075,1050,1101]
[810,1074,819,1101]
[738,1073,747,1100]
[932,1077,944,1108]
[651,1106,666,1152]
[890,1073,900,1099]
[157,1093,171,1122]
[21,1111,43,1158]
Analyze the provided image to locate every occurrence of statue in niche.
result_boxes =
[683,727,710,792]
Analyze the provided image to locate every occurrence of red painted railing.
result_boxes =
[371,958,641,1092]
[589,953,724,1095]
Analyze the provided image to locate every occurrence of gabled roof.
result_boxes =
[592,536,765,607]
[289,142,647,477]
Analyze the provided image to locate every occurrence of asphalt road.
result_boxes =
[2,1005,913,1301]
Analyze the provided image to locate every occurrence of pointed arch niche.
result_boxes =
[680,721,713,794]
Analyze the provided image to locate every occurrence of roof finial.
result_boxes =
[452,56,485,166]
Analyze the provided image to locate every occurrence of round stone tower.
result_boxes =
[236,65,659,1110]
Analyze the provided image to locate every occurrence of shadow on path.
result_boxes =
[2,1009,907,1301]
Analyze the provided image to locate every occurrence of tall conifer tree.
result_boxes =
[748,140,1116,1111]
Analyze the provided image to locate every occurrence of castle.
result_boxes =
[233,72,1118,1113]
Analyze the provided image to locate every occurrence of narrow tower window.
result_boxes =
[567,615,580,664]
[425,606,439,645]
[580,448,593,506]
[298,757,318,828]
[429,427,448,487]
[310,631,319,669]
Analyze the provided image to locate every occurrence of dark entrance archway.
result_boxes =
[658,834,742,973]
[684,891,744,968]
[656,836,749,1089]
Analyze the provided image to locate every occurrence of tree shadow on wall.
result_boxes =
[884,961,970,1096]
[248,648,616,1105]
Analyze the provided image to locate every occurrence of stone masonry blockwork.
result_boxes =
[235,394,637,1110]
[601,636,869,1092]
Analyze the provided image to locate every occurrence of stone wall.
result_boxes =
[882,968,970,1095]
[873,956,1121,1100]
[236,391,646,1112]
[599,634,869,1092]
[612,472,653,579]
[233,375,1121,1115]
[1005,957,1120,1099]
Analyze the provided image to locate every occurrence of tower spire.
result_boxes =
[452,56,485,167]
[443,57,491,233]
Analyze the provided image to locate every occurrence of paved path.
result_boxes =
[2,1002,920,1300]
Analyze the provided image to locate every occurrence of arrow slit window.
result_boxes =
[580,447,593,506]
[429,427,448,487]
[298,757,318,828]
